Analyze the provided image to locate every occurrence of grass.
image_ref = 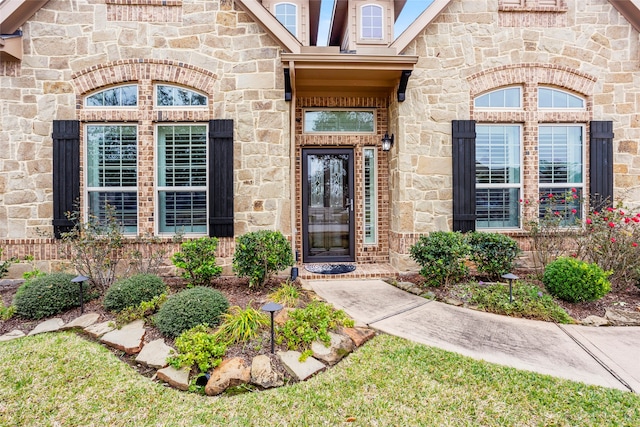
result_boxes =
[454,281,574,323]
[2,332,640,426]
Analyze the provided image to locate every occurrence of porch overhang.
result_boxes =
[0,0,49,61]
[281,52,418,100]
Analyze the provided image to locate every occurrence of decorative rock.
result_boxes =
[250,354,283,388]
[84,321,115,338]
[100,320,146,354]
[274,307,293,325]
[135,339,174,368]
[205,357,251,396]
[28,318,64,336]
[340,327,376,347]
[581,315,609,327]
[444,297,464,307]
[0,329,26,342]
[605,308,640,326]
[277,350,325,381]
[157,366,190,391]
[61,313,100,330]
[311,331,354,365]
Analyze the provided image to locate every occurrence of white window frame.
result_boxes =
[538,87,586,110]
[84,123,139,234]
[363,147,377,244]
[155,123,209,236]
[84,84,138,108]
[474,86,523,110]
[360,4,384,41]
[154,83,208,109]
[274,2,298,37]
[475,124,523,230]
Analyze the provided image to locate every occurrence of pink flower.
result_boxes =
[633,242,638,248]
[548,193,554,199]
[571,209,577,214]
[611,238,617,243]
[633,217,640,223]
[636,213,640,217]
[620,210,626,216]
[571,188,577,193]
[609,222,616,228]
[554,211,561,216]
[519,199,523,203]
[573,195,579,199]
[607,207,614,212]
[594,211,599,216]
[625,217,631,224]
[586,218,592,225]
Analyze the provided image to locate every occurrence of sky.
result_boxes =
[316,0,435,46]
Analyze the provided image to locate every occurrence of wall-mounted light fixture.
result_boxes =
[381,132,394,152]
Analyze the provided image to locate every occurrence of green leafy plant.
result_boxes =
[171,237,222,287]
[268,281,302,307]
[277,301,354,360]
[0,296,16,321]
[543,257,612,303]
[459,282,573,323]
[13,272,92,319]
[409,231,470,287]
[215,305,269,345]
[103,274,167,313]
[575,204,640,288]
[115,293,167,326]
[154,286,229,338]
[233,230,294,287]
[168,325,227,372]
[60,207,126,293]
[467,232,521,280]
[0,248,17,279]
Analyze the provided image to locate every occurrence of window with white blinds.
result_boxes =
[86,125,138,233]
[157,125,208,233]
[363,147,377,244]
[475,125,522,229]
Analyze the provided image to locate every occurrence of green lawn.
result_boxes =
[1,332,639,426]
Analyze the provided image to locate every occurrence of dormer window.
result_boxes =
[275,2,297,37]
[361,4,383,40]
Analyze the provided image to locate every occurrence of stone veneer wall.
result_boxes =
[388,0,640,271]
[295,97,391,264]
[0,0,290,276]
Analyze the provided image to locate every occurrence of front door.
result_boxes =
[302,148,355,263]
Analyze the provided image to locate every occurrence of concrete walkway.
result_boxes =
[307,279,640,393]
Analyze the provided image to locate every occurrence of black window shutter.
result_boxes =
[52,120,80,239]
[452,120,476,232]
[589,121,614,212]
[208,119,234,238]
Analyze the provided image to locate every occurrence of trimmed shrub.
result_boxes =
[467,232,521,279]
[103,274,167,313]
[543,257,612,303]
[168,325,227,372]
[171,237,223,287]
[13,272,89,319]
[154,287,229,338]
[233,230,294,287]
[409,231,470,287]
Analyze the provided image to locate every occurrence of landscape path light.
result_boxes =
[501,273,519,304]
[71,275,90,314]
[261,301,283,354]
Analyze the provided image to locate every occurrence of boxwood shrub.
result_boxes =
[154,286,229,338]
[409,231,470,287]
[13,272,89,319]
[543,257,612,303]
[467,232,521,279]
[103,274,167,313]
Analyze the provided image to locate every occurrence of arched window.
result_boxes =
[361,4,383,40]
[85,84,138,107]
[474,87,521,109]
[275,3,297,37]
[156,84,207,107]
[538,87,585,109]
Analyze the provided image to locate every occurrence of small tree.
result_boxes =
[171,237,222,287]
[233,230,294,287]
[61,207,125,293]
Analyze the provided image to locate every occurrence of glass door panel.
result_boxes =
[302,149,355,262]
